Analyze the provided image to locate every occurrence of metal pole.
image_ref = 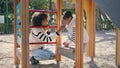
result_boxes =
[6,0,8,23]
[5,0,8,33]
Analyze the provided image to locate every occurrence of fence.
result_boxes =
[0,23,13,34]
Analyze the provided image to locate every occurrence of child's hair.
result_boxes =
[32,13,48,26]
[63,11,73,19]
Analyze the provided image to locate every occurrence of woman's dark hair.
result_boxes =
[32,13,48,26]
[63,11,73,19]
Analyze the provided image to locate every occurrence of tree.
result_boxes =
[29,0,49,10]
[0,0,6,14]
[0,0,14,23]
[96,7,114,31]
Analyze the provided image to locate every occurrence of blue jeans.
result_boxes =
[83,43,87,53]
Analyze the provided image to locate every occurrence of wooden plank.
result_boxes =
[116,28,120,66]
[16,48,22,60]
[84,0,96,58]
[20,0,30,68]
[56,0,62,61]
[24,1,30,67]
[75,0,84,68]
[13,0,20,65]
[58,47,75,60]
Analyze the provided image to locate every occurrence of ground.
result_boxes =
[0,31,118,68]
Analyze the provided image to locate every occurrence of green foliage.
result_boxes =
[29,0,49,10]
[62,9,75,14]
[0,0,14,23]
[52,0,56,2]
[96,7,115,31]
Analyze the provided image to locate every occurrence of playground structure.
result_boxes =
[13,0,120,68]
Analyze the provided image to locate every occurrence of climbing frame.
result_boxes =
[75,0,84,68]
[84,0,96,58]
[20,0,29,68]
[56,0,62,62]
[13,0,20,65]
[116,28,120,68]
[14,0,30,68]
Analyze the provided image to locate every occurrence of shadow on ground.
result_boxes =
[30,63,60,68]
[87,61,99,68]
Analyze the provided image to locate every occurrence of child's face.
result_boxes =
[42,19,48,26]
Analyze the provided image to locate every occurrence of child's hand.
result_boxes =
[57,24,66,33]
[63,42,69,47]
[46,26,51,32]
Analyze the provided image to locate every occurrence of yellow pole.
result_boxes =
[13,0,20,65]
[72,0,76,4]
[116,28,120,67]
[84,0,96,58]
[20,0,29,68]
[75,0,84,68]
[56,0,62,61]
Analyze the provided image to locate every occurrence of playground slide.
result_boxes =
[95,0,120,28]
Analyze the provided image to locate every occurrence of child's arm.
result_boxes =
[57,23,66,33]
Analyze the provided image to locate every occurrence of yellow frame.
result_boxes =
[14,0,120,68]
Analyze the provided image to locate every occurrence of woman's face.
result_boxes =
[63,17,72,25]
[42,18,48,26]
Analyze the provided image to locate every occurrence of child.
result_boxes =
[61,11,89,52]
[30,12,60,50]
[29,12,61,64]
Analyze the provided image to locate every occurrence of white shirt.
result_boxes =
[65,17,89,43]
[29,28,58,50]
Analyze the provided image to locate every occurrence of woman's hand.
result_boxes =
[63,41,69,47]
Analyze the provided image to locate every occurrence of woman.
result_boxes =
[62,11,89,52]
